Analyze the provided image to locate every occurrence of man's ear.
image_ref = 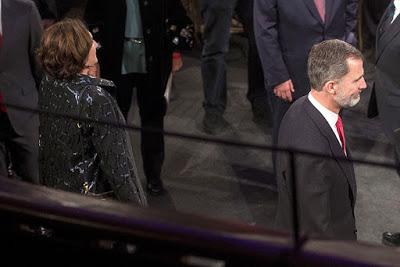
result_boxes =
[324,80,336,95]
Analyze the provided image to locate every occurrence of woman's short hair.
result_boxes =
[37,19,93,80]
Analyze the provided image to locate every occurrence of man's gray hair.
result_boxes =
[308,39,363,91]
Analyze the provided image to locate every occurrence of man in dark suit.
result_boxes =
[254,0,358,148]
[369,0,400,247]
[84,0,192,195]
[276,39,366,240]
[0,0,42,184]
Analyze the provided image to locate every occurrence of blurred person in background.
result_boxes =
[199,0,270,135]
[0,0,42,184]
[84,0,193,196]
[360,0,391,55]
[368,0,400,247]
[37,19,147,205]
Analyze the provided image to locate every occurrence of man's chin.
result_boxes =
[350,95,361,107]
[346,96,360,108]
[337,96,360,109]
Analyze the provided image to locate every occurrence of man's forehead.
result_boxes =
[346,57,364,70]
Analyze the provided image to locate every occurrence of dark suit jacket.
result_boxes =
[370,4,400,142]
[32,0,56,19]
[84,0,191,91]
[0,0,42,135]
[276,96,357,240]
[32,0,79,19]
[254,0,358,99]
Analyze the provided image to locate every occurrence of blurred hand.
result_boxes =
[273,79,295,102]
[172,52,183,73]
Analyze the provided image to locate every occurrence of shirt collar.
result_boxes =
[391,0,400,23]
[308,92,339,129]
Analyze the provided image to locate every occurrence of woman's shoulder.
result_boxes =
[78,75,115,90]
[78,76,116,101]
[88,76,115,88]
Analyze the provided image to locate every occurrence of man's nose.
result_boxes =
[360,78,367,90]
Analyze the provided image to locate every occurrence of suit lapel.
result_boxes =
[324,0,335,28]
[303,0,324,25]
[376,4,390,42]
[303,98,357,205]
[376,12,400,63]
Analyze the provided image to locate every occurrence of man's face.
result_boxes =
[334,58,367,108]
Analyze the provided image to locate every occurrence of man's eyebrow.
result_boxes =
[354,74,364,82]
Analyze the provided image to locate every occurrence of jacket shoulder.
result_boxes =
[280,97,308,128]
[10,0,37,10]
[279,97,328,150]
[77,76,116,104]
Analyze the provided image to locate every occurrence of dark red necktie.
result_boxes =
[314,0,326,22]
[336,115,346,156]
[0,32,6,113]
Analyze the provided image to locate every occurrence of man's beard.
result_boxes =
[334,90,360,108]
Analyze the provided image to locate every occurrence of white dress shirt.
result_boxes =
[392,0,400,23]
[308,92,342,147]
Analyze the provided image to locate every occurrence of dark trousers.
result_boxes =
[200,0,267,115]
[0,112,39,184]
[115,73,165,184]
[236,0,267,103]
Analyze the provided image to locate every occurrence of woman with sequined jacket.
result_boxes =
[37,19,147,205]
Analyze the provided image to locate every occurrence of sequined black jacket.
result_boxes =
[39,75,147,205]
